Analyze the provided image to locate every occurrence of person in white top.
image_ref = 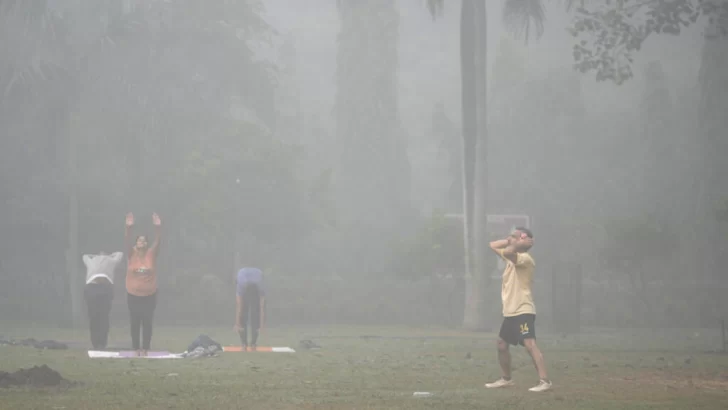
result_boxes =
[83,251,123,349]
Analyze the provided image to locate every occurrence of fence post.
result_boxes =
[552,262,565,333]
[571,263,582,333]
[552,261,582,334]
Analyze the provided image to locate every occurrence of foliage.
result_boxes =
[427,0,569,330]
[717,199,728,222]
[432,102,461,209]
[391,210,464,280]
[600,214,676,274]
[0,0,326,324]
[427,1,579,41]
[428,1,727,85]
[0,0,66,99]
[335,0,413,275]
[570,0,728,84]
[173,124,308,244]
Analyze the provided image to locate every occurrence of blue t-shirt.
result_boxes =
[236,267,265,296]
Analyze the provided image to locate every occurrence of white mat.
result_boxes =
[270,347,296,353]
[88,350,183,359]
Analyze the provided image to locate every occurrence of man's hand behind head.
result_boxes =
[512,228,534,252]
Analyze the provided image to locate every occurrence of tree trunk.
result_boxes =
[460,0,476,292]
[462,0,489,331]
[698,24,728,283]
[66,111,82,328]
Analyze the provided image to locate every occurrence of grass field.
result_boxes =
[1,324,728,409]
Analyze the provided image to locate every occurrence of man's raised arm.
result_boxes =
[489,239,509,251]
[490,238,517,264]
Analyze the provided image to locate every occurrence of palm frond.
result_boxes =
[563,0,584,12]
[503,0,546,42]
[0,0,66,98]
[426,0,444,19]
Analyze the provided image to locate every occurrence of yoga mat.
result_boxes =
[88,350,182,359]
[223,346,295,353]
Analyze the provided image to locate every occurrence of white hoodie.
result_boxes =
[83,252,124,285]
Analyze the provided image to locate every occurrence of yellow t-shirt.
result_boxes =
[497,249,536,317]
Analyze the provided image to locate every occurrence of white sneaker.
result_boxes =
[528,379,552,392]
[485,378,515,388]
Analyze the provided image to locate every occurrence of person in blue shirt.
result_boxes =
[233,267,265,350]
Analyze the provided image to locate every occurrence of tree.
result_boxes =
[0,0,71,324]
[274,32,303,145]
[427,0,568,330]
[570,0,728,84]
[0,0,309,326]
[639,61,677,220]
[335,0,413,275]
[0,1,66,99]
[432,101,461,212]
[601,215,677,325]
[696,16,728,281]
[718,200,728,222]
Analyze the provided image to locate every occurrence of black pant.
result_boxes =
[238,285,261,346]
[84,282,114,349]
[127,292,157,350]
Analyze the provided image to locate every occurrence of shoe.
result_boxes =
[528,379,552,392]
[250,345,257,352]
[485,378,515,388]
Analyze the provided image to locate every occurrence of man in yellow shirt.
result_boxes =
[485,227,551,392]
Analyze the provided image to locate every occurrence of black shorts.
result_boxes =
[499,314,536,346]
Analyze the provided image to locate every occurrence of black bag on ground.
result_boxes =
[186,335,222,353]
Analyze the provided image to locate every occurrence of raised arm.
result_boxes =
[489,239,509,251]
[125,213,135,256]
[490,238,517,264]
[150,212,162,256]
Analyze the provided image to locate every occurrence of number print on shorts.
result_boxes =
[519,322,529,335]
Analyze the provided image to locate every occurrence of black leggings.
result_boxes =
[127,292,157,350]
[84,282,114,349]
[238,285,261,346]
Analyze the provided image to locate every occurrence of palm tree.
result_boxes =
[427,0,574,330]
[0,0,66,99]
[1,0,142,327]
[0,0,74,324]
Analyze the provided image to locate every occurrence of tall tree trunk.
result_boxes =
[335,0,409,275]
[698,25,728,282]
[460,0,476,291]
[66,110,82,328]
[461,0,489,331]
[472,0,490,327]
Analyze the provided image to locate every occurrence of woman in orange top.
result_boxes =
[124,212,162,357]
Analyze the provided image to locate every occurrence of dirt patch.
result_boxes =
[611,370,728,392]
[0,365,72,388]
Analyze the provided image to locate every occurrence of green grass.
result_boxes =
[1,325,728,409]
